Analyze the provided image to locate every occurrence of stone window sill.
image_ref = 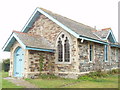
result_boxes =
[88,61,94,63]
[104,60,108,62]
[55,62,71,64]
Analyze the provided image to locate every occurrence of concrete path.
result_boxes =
[3,77,38,88]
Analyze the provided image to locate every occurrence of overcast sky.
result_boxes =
[0,0,119,60]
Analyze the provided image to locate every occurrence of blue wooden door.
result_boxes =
[14,47,24,77]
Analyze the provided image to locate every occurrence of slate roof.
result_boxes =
[13,31,54,50]
[40,8,102,41]
[93,29,110,39]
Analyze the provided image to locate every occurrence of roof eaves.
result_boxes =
[110,44,120,48]
[79,35,107,45]
[21,7,111,45]
[93,32,103,40]
[2,32,26,51]
[104,30,117,43]
[37,8,80,38]
[26,46,55,52]
[21,8,41,33]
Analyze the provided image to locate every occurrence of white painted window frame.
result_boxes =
[55,32,72,64]
[88,43,95,63]
[104,45,108,62]
[115,48,118,62]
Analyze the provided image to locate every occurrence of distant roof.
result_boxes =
[13,31,54,50]
[93,28,110,39]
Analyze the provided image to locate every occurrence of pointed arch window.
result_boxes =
[57,38,63,62]
[57,33,71,63]
[64,37,70,62]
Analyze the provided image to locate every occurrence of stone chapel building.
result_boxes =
[3,8,120,79]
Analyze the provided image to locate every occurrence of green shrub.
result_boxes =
[78,70,109,81]
[108,69,120,74]
[78,75,93,81]
[78,69,119,81]
[39,74,59,79]
[88,70,108,78]
[2,59,10,72]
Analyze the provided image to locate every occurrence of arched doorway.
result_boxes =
[14,47,24,77]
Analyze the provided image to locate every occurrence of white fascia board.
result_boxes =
[2,33,14,51]
[78,36,107,45]
[21,8,38,32]
[110,30,117,42]
[105,30,117,43]
[2,33,26,51]
[37,8,80,38]
[105,30,111,40]
[93,33,102,40]
[21,7,79,38]
[26,47,54,52]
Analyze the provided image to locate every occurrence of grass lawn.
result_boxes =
[25,74,119,88]
[1,71,23,88]
[1,70,119,88]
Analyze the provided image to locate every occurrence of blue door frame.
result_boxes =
[14,47,24,77]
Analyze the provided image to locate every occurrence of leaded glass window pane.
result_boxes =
[89,45,93,62]
[58,38,63,62]
[64,37,70,62]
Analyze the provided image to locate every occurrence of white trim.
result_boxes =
[13,33,26,49]
[2,33,26,51]
[22,8,79,38]
[88,42,95,63]
[93,33,102,40]
[55,31,72,64]
[105,30,117,43]
[21,8,38,32]
[20,8,110,45]
[105,30,111,40]
[115,48,119,62]
[104,45,108,62]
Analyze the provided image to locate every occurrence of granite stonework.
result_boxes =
[9,14,120,79]
[27,14,79,78]
[78,40,120,74]
[110,47,120,69]
[26,50,55,78]
[28,15,63,45]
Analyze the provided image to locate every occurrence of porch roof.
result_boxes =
[2,31,55,52]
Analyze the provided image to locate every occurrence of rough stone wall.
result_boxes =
[27,50,55,78]
[25,14,120,78]
[78,40,119,73]
[28,15,64,45]
[27,14,79,78]
[94,43,109,70]
[118,49,120,67]
[78,40,96,72]
[54,38,79,79]
[110,47,119,69]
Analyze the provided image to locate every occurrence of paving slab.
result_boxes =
[3,77,38,88]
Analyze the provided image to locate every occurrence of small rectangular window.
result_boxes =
[104,45,108,62]
[89,44,93,62]
[116,49,118,62]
